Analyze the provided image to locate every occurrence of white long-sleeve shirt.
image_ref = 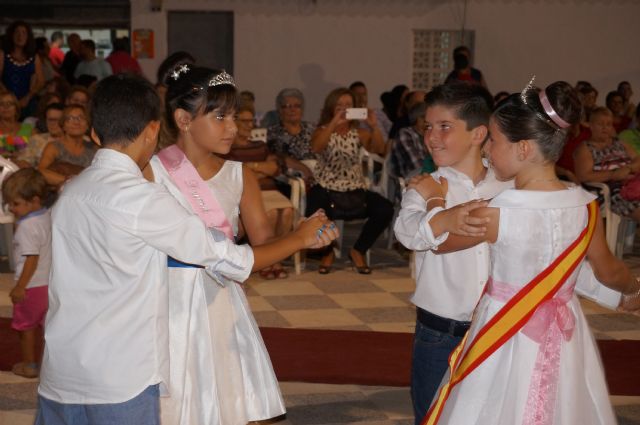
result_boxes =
[39,149,254,404]
[394,166,512,321]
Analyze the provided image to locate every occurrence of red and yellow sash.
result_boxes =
[422,200,598,425]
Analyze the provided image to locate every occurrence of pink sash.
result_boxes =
[157,145,234,239]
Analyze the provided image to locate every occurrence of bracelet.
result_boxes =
[623,276,640,298]
[425,196,445,208]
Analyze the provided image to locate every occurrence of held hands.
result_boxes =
[9,286,26,304]
[408,174,448,202]
[431,200,490,237]
[297,209,340,249]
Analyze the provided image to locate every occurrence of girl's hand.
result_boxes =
[296,210,339,249]
[9,286,26,304]
[408,174,448,202]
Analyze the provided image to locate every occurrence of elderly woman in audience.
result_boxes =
[307,87,393,274]
[0,90,33,157]
[15,102,64,168]
[606,90,632,134]
[267,88,316,182]
[38,104,97,187]
[0,21,44,118]
[225,104,294,279]
[574,107,640,221]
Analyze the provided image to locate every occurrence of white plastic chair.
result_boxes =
[0,156,19,270]
[583,181,636,258]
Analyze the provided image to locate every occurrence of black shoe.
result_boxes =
[349,249,371,275]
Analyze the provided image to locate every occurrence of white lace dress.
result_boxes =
[431,186,617,425]
[150,156,285,425]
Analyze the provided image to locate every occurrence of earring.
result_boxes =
[183,124,190,133]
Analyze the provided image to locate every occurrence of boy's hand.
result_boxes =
[408,174,448,202]
[297,210,340,249]
[9,286,26,304]
[431,200,490,237]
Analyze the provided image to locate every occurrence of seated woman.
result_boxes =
[224,105,294,279]
[307,87,394,274]
[38,104,97,187]
[267,88,316,181]
[16,102,64,168]
[606,90,632,134]
[0,89,32,158]
[574,106,640,221]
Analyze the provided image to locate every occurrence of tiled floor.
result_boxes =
[1,227,640,424]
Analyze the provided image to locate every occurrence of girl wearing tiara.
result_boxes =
[410,80,640,425]
[144,65,332,425]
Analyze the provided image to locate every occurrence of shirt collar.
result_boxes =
[91,148,143,178]
[436,159,498,186]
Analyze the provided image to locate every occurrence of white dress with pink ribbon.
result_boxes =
[432,186,617,425]
[150,155,285,425]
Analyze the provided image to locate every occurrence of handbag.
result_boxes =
[620,173,640,201]
[325,187,368,220]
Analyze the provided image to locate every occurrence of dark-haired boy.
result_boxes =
[35,74,336,425]
[394,83,512,424]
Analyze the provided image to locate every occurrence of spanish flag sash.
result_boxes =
[423,200,598,425]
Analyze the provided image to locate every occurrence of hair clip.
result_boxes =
[171,64,189,81]
[520,75,536,104]
[208,70,235,88]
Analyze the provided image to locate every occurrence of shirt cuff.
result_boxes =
[419,206,449,250]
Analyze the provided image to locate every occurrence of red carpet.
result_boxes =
[1,319,638,396]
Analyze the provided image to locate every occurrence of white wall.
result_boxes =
[131,0,640,122]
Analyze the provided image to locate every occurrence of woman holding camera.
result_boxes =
[306,87,393,274]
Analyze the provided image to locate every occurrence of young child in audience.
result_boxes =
[412,80,640,425]
[147,65,326,425]
[35,74,337,425]
[393,82,512,424]
[4,168,51,379]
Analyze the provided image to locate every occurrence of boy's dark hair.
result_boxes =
[493,81,581,163]
[424,82,494,130]
[91,74,161,146]
[2,168,49,205]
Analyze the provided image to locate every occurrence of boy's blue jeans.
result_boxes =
[35,384,159,425]
[411,320,463,425]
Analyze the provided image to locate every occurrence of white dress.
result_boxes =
[150,157,285,425]
[432,186,617,425]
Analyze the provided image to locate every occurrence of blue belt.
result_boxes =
[167,257,204,269]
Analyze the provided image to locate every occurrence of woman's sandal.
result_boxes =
[318,250,335,274]
[259,266,276,280]
[349,248,372,275]
[12,362,38,378]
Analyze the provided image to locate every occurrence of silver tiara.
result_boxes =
[520,75,536,104]
[171,64,189,80]
[208,70,235,88]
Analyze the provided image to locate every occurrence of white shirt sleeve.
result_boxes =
[132,186,254,283]
[393,189,449,251]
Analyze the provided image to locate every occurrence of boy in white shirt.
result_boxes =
[3,168,52,379]
[35,74,337,425]
[394,83,512,424]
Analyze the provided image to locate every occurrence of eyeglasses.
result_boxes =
[64,115,86,123]
[281,103,302,110]
[0,101,16,108]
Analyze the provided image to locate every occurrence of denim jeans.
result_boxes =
[411,321,463,425]
[35,384,160,425]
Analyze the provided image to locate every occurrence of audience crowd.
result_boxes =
[0,19,639,277]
